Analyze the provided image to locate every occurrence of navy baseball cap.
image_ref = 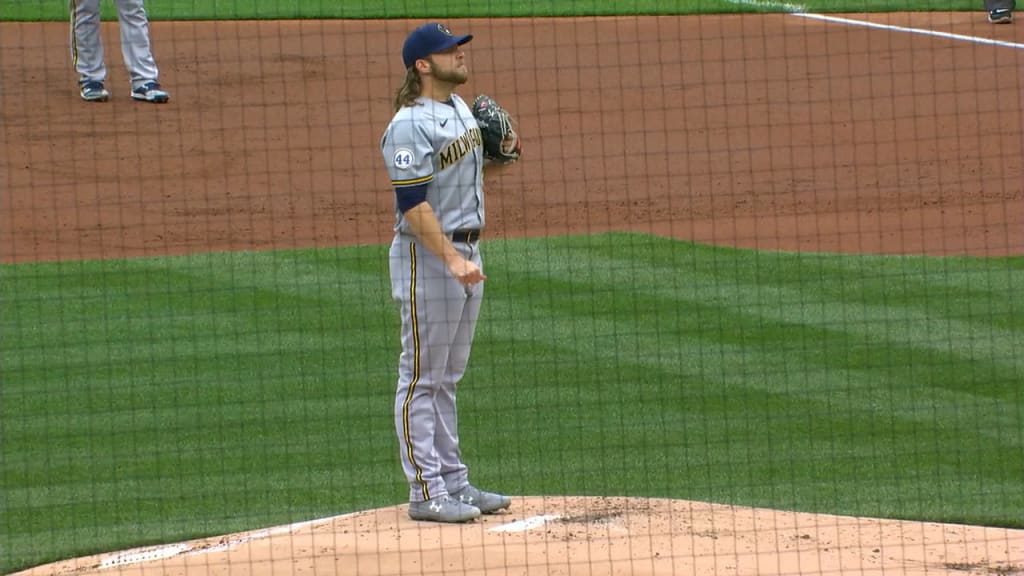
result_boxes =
[402,23,473,69]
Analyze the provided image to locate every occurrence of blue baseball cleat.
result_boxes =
[79,81,110,102]
[132,81,170,103]
[989,9,1013,23]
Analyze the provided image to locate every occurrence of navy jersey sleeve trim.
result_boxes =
[396,183,429,213]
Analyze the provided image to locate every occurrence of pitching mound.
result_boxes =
[13,496,1023,575]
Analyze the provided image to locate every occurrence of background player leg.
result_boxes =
[70,0,109,101]
[114,0,168,101]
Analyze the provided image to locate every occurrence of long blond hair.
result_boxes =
[393,67,423,112]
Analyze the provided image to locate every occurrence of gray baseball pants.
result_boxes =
[389,234,482,503]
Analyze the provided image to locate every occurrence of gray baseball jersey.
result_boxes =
[382,95,485,232]
[71,0,161,88]
[381,94,487,503]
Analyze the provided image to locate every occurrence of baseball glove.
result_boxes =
[472,94,521,164]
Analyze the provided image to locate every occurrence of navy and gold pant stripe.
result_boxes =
[399,241,430,501]
[70,0,80,69]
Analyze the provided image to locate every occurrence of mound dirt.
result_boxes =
[14,496,1024,576]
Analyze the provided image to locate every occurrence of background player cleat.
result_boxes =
[79,81,110,102]
[132,81,170,103]
[989,8,1013,22]
[984,0,1015,22]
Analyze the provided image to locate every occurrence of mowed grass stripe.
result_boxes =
[490,235,1021,380]
[484,284,1023,441]
[2,234,1022,573]
[1,250,393,372]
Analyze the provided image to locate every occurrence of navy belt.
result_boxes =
[451,229,481,243]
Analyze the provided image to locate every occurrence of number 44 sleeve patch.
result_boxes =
[394,148,414,170]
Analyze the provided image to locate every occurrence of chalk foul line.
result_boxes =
[794,12,1024,50]
[722,0,1024,50]
[96,513,356,570]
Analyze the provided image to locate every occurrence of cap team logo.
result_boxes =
[437,24,452,36]
[393,148,414,170]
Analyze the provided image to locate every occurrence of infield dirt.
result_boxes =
[2,13,1021,262]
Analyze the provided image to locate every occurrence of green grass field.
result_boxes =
[2,234,1022,573]
[0,0,988,21]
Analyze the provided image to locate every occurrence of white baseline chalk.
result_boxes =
[794,12,1024,49]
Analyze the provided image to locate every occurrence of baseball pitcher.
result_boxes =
[380,22,520,524]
